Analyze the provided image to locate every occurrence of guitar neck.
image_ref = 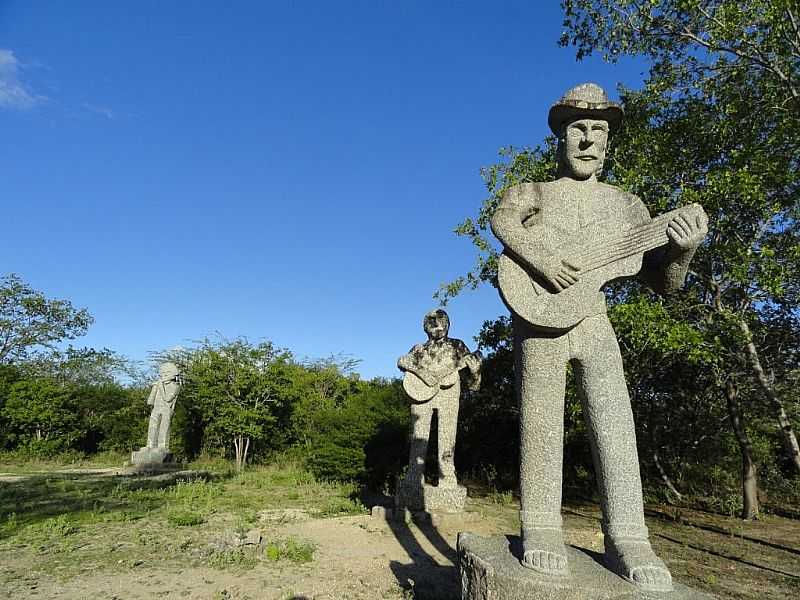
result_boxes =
[576,209,681,274]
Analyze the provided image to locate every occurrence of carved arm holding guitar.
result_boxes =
[398,341,482,403]
[490,183,708,332]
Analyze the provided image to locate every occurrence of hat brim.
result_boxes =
[548,104,623,135]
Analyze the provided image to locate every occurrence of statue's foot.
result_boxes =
[438,470,458,487]
[605,538,672,592]
[521,529,568,576]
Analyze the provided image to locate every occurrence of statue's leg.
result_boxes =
[157,407,172,449]
[573,315,672,592]
[407,402,433,484]
[146,410,161,449]
[436,385,460,486]
[515,316,569,576]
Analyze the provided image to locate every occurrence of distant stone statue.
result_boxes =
[396,309,481,513]
[131,361,181,466]
[488,83,708,592]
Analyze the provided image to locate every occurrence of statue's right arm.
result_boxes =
[490,184,580,291]
[398,345,436,387]
[397,345,419,372]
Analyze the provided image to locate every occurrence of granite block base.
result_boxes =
[396,481,467,513]
[129,447,182,472]
[458,533,714,600]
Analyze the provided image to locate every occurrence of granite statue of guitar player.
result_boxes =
[396,309,481,512]
[491,83,708,592]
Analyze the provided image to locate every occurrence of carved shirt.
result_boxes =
[147,378,180,411]
[398,338,472,381]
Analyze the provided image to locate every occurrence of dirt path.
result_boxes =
[0,507,635,600]
[1,468,798,600]
[0,467,121,483]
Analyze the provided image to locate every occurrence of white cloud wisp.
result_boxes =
[0,49,43,109]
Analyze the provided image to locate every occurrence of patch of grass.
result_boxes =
[319,495,366,516]
[487,489,514,505]
[0,450,128,473]
[264,537,315,563]
[36,514,80,537]
[207,547,257,570]
[167,511,205,527]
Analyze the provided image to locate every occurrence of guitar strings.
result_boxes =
[574,217,672,272]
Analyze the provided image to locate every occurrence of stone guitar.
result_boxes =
[497,203,706,332]
[402,356,469,403]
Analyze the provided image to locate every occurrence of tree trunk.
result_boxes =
[233,436,243,472]
[738,318,800,475]
[242,437,251,470]
[653,449,683,501]
[724,379,759,519]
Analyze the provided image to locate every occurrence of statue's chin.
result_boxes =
[563,158,602,181]
[567,167,597,181]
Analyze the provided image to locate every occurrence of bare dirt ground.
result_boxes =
[1,468,799,599]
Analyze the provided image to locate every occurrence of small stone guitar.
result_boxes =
[402,357,471,403]
[498,204,705,332]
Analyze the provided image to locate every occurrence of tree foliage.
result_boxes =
[443,1,800,514]
[174,337,297,471]
[0,274,93,364]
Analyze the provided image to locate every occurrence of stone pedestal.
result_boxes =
[130,446,176,470]
[396,480,467,513]
[458,533,714,600]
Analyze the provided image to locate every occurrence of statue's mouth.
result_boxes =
[575,155,597,161]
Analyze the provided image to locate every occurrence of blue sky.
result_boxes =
[2,2,646,379]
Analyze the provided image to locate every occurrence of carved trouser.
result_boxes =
[146,404,173,449]
[514,313,649,542]
[407,382,460,485]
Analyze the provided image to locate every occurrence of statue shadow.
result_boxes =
[387,512,460,600]
[382,408,461,599]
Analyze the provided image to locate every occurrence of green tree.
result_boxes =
[444,0,800,518]
[2,378,80,453]
[306,378,409,488]
[561,0,800,510]
[176,337,295,471]
[0,274,93,364]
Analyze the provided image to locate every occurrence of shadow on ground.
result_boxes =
[386,511,460,600]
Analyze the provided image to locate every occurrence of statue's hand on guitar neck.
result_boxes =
[666,205,708,251]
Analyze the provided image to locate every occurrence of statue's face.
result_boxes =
[159,361,179,381]
[424,312,449,341]
[560,117,609,181]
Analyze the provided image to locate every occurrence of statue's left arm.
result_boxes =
[632,196,708,295]
[165,382,180,409]
[453,339,482,391]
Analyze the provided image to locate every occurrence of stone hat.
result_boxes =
[548,82,623,135]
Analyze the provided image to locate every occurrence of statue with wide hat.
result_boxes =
[457,82,711,599]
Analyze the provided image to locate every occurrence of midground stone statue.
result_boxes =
[396,309,481,513]
[131,361,182,466]
[484,83,708,593]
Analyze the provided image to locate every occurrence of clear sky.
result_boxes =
[2,2,646,379]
